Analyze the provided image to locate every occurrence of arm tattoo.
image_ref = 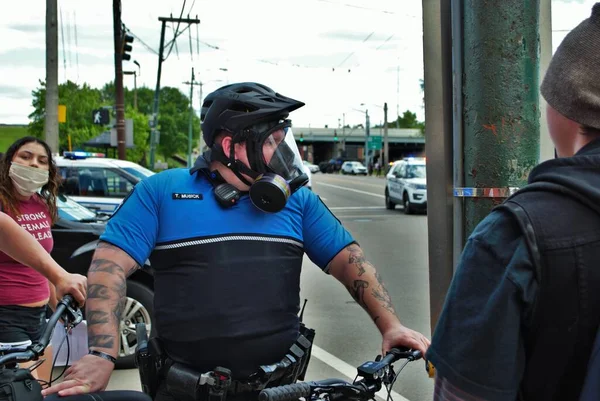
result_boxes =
[346,280,370,310]
[113,278,127,322]
[88,258,125,276]
[86,310,110,326]
[87,284,111,300]
[371,272,396,315]
[88,335,115,349]
[86,242,140,352]
[347,244,372,276]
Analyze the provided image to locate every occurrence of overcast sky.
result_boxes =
[0,0,597,129]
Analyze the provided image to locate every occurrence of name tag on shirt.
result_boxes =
[172,193,203,200]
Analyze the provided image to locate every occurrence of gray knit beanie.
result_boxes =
[541,2,600,130]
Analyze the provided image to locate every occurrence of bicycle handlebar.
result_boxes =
[259,347,423,401]
[0,294,83,367]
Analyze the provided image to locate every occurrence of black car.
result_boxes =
[52,194,155,369]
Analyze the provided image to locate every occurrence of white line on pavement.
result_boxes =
[317,177,385,189]
[328,206,383,210]
[316,182,385,199]
[337,214,397,219]
[312,345,409,401]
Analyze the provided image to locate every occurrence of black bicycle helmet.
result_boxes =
[200,82,305,147]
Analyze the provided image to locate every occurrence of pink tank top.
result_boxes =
[0,196,52,305]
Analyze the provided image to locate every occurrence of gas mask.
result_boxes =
[213,119,309,213]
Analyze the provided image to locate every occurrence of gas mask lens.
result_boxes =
[261,125,305,180]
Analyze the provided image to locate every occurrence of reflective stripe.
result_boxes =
[155,235,304,251]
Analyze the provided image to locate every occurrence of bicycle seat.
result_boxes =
[0,340,32,352]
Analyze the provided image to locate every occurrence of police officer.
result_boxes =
[43,83,430,400]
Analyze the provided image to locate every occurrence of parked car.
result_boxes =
[341,161,368,175]
[52,193,155,369]
[55,152,154,215]
[385,157,427,214]
[302,160,319,174]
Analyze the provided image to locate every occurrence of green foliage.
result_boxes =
[27,80,197,163]
[125,107,150,165]
[0,125,28,152]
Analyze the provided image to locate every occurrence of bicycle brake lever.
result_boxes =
[389,348,422,361]
[63,302,83,327]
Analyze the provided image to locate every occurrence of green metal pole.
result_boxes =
[462,0,541,238]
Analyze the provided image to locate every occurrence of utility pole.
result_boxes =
[341,113,346,153]
[364,110,370,165]
[461,0,540,238]
[383,102,389,167]
[149,15,200,169]
[182,67,200,168]
[123,71,137,110]
[45,0,59,155]
[113,0,126,160]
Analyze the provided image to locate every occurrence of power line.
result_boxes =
[73,11,80,82]
[315,0,398,15]
[375,34,394,50]
[66,10,72,68]
[59,5,67,81]
[126,30,159,55]
[164,0,187,59]
[337,31,374,68]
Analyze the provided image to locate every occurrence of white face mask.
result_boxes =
[8,162,50,197]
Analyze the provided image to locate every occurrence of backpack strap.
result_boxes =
[493,200,544,331]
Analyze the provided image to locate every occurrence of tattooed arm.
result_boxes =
[86,241,140,358]
[328,243,430,354]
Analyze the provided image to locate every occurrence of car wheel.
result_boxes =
[403,193,413,215]
[385,189,395,210]
[115,280,155,369]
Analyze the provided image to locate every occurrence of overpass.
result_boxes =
[293,126,426,165]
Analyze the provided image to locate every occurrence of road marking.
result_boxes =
[316,182,385,199]
[312,345,409,401]
[329,206,383,210]
[317,176,385,189]
[337,214,397,219]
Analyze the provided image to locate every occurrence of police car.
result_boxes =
[56,152,155,215]
[385,157,427,214]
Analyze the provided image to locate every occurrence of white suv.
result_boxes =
[55,152,155,215]
[385,158,427,214]
[341,161,368,175]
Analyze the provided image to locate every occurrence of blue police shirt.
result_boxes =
[100,168,355,376]
[426,209,537,401]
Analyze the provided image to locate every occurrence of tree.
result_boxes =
[28,80,197,163]
[125,107,150,165]
[28,80,105,151]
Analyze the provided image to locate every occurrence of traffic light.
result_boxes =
[334,130,338,141]
[122,32,134,61]
[299,133,304,142]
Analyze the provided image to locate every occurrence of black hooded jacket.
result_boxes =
[503,139,600,401]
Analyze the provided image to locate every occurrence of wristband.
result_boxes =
[88,350,117,364]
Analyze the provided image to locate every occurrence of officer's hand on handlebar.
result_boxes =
[381,323,430,356]
[54,272,87,307]
[41,354,113,397]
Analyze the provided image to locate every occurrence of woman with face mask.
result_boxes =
[0,137,87,382]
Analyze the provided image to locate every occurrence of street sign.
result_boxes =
[110,119,134,148]
[58,105,67,123]
[368,135,382,150]
[92,109,110,125]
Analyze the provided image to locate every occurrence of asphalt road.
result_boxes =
[72,172,435,401]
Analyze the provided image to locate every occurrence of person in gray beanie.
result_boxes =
[425,3,600,401]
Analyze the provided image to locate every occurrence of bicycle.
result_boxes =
[258,347,424,401]
[0,294,150,401]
